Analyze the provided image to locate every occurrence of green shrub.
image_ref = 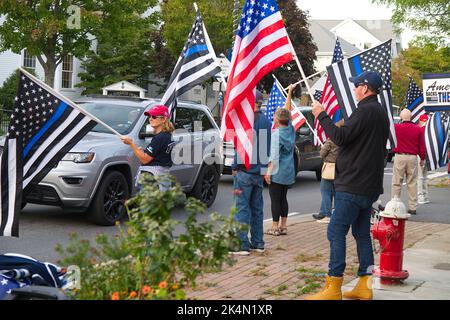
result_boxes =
[56,174,242,300]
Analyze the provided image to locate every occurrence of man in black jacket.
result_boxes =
[306,71,390,300]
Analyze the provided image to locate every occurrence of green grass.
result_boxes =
[297,282,322,295]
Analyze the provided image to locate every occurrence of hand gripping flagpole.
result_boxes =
[19,67,122,137]
[272,75,323,146]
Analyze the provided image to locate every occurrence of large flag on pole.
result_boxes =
[265,81,306,131]
[405,76,425,123]
[0,70,99,237]
[425,111,450,171]
[160,11,221,111]
[314,38,344,145]
[326,40,396,149]
[220,0,293,169]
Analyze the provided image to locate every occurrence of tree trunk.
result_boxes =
[36,54,58,89]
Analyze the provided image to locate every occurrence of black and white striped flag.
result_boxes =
[425,111,450,171]
[326,40,396,149]
[161,11,221,111]
[0,70,98,237]
[405,76,425,123]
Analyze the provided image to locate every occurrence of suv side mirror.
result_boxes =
[299,127,311,136]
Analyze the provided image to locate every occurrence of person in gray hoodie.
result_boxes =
[264,85,296,236]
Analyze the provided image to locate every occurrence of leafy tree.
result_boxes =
[0,68,36,111]
[161,0,239,58]
[391,41,450,107]
[0,0,158,88]
[76,24,175,95]
[372,0,449,45]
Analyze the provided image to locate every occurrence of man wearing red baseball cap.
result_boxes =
[121,104,174,191]
[417,113,430,204]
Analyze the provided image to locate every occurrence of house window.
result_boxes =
[61,55,73,89]
[23,50,36,70]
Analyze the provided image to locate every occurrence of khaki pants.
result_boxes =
[417,156,429,202]
[392,154,418,211]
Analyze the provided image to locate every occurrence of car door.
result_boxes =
[170,106,196,188]
[189,106,220,171]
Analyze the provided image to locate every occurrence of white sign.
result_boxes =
[423,73,450,111]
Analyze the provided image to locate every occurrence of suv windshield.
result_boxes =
[78,103,145,134]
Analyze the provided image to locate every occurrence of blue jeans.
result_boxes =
[327,192,379,277]
[233,171,265,251]
[319,179,335,217]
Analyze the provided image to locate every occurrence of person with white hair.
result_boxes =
[391,108,425,215]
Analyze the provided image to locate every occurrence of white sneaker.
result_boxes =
[317,217,331,224]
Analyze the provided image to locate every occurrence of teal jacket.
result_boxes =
[269,123,296,185]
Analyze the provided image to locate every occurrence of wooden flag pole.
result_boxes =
[286,35,316,102]
[19,68,122,137]
[285,69,326,90]
[272,75,323,146]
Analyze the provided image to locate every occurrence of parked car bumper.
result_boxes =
[25,161,101,209]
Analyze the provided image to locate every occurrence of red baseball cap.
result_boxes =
[144,105,170,118]
[419,114,429,122]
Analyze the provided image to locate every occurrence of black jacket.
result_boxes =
[318,95,390,195]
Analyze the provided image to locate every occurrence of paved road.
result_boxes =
[1,163,448,262]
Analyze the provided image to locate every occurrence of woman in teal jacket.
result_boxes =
[264,85,296,236]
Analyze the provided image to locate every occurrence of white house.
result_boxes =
[0,16,85,101]
[310,19,402,66]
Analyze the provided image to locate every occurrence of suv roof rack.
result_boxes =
[83,94,153,102]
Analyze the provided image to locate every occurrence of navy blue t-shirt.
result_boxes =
[143,132,174,167]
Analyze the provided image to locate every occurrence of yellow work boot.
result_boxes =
[305,275,343,300]
[343,275,373,300]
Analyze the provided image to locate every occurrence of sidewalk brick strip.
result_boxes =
[186,216,450,300]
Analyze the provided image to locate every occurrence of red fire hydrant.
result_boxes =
[371,197,410,285]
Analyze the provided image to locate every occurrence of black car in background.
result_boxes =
[223,106,323,181]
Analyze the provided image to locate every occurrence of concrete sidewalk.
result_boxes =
[187,214,450,300]
[343,227,450,300]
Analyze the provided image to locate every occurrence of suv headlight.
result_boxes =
[62,152,95,163]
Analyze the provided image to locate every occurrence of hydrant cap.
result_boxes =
[380,197,410,219]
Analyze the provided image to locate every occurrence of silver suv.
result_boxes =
[1,96,223,226]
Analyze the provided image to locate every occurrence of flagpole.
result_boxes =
[272,75,323,146]
[19,68,122,137]
[286,35,316,102]
[285,70,326,90]
[194,2,227,90]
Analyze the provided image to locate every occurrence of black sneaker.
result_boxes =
[408,210,417,215]
[312,213,326,220]
[250,247,265,253]
[228,249,250,256]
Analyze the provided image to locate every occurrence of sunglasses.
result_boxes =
[150,115,164,119]
[354,83,367,88]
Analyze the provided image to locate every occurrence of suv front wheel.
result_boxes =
[190,164,219,208]
[88,170,129,226]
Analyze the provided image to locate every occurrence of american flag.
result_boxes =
[0,70,97,237]
[313,90,323,102]
[266,82,285,123]
[425,111,450,171]
[405,76,425,123]
[161,11,221,111]
[220,0,293,170]
[266,81,306,131]
[326,40,396,149]
[314,38,344,146]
